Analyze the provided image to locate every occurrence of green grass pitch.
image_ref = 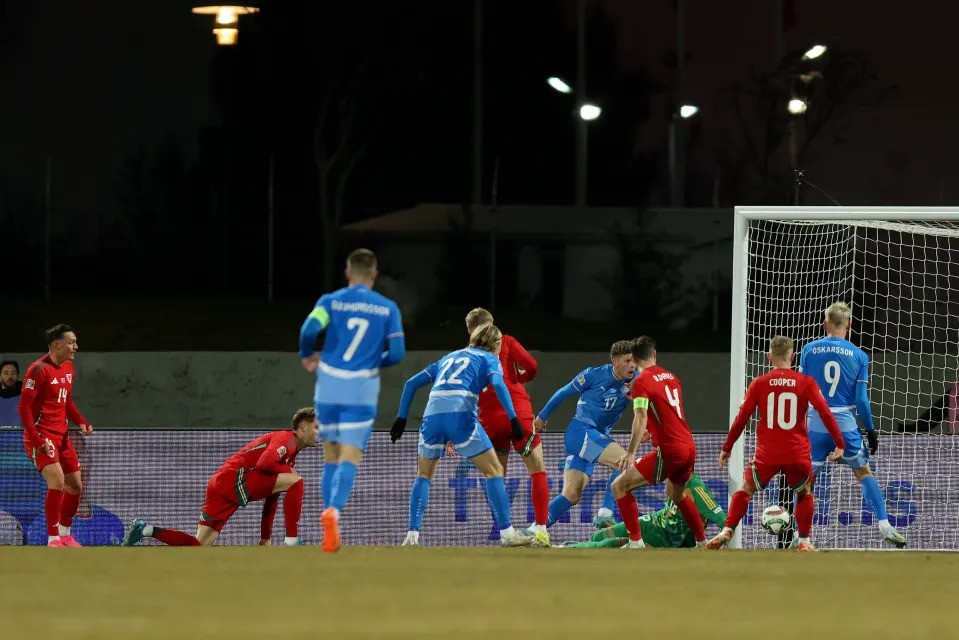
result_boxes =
[0,546,954,639]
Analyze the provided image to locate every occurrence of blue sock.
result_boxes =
[860,475,888,521]
[485,477,512,530]
[322,463,338,509]
[408,477,431,531]
[602,472,620,512]
[482,480,498,527]
[330,461,357,512]
[547,495,573,527]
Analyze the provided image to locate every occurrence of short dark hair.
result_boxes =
[346,249,377,277]
[291,406,316,430]
[631,336,656,361]
[0,360,18,373]
[45,324,75,345]
[610,340,633,359]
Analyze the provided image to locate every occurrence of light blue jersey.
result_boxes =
[800,336,869,434]
[301,284,404,407]
[568,365,634,435]
[415,348,507,460]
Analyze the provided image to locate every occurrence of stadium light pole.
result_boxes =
[191,5,260,45]
[668,104,699,207]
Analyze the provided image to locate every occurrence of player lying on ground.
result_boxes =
[709,336,844,551]
[465,307,550,544]
[535,340,637,529]
[390,324,534,547]
[800,301,906,547]
[18,324,93,547]
[611,336,708,548]
[299,248,406,553]
[122,408,319,547]
[559,474,726,548]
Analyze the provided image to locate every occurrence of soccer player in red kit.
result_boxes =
[122,407,319,547]
[709,336,845,551]
[18,324,93,547]
[463,307,550,546]
[610,336,707,548]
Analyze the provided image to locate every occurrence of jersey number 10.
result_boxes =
[765,392,798,430]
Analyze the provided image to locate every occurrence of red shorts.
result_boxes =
[746,458,812,491]
[24,431,80,474]
[635,444,695,485]
[481,412,540,455]
[199,467,277,533]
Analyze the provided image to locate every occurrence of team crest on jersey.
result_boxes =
[25,379,35,390]
[621,384,630,396]
[66,374,73,383]
[277,446,287,458]
[577,375,587,386]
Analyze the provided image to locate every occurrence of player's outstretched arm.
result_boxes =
[625,402,648,467]
[392,370,432,442]
[536,381,580,423]
[721,383,759,466]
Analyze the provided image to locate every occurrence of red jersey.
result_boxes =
[723,368,844,463]
[478,334,538,421]
[631,365,694,450]
[18,355,86,448]
[219,431,300,475]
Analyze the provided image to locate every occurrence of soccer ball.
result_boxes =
[760,505,791,535]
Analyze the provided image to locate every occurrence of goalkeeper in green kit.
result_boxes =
[559,474,726,548]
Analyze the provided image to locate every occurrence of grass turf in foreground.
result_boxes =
[0,546,952,640]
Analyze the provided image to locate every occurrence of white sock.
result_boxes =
[626,539,646,548]
[799,536,811,544]
[406,531,419,541]
[500,525,517,539]
[143,524,154,537]
[58,525,71,536]
[878,519,891,530]
[535,524,547,535]
[48,535,59,543]
[596,507,613,519]
[284,537,298,546]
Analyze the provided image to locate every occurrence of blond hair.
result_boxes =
[769,335,794,360]
[291,406,316,431]
[824,301,852,328]
[465,307,494,333]
[469,324,502,353]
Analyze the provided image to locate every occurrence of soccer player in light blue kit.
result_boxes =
[800,301,906,547]
[389,324,534,547]
[533,340,637,528]
[298,248,406,553]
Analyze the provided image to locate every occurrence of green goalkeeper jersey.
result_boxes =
[565,475,726,549]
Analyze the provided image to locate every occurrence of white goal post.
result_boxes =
[729,206,959,549]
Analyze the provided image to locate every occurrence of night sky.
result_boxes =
[2,0,957,296]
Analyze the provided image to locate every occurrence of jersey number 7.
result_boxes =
[343,317,370,362]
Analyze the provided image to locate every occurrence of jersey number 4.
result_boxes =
[765,392,798,430]
[343,317,370,362]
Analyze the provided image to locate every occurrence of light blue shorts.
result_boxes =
[809,422,868,471]
[562,418,615,478]
[315,403,376,451]
[418,413,493,460]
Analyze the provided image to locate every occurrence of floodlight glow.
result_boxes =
[579,103,602,121]
[679,104,699,119]
[802,44,827,61]
[787,98,808,114]
[547,77,573,94]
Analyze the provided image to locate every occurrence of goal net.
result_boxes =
[729,207,959,550]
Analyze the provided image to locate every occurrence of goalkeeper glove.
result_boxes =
[510,417,524,441]
[390,417,408,443]
[866,429,879,455]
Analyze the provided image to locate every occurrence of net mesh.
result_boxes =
[739,216,959,549]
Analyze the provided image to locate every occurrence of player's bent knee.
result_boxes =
[273,472,302,494]
[195,526,219,546]
[853,465,872,480]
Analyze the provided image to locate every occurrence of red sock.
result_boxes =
[530,471,549,526]
[677,495,707,542]
[45,489,63,536]
[260,495,279,541]
[60,491,81,528]
[794,493,813,538]
[153,528,201,546]
[616,494,642,541]
[724,489,752,530]
[284,479,304,537]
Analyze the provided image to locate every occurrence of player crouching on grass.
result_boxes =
[709,336,844,551]
[122,408,319,547]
